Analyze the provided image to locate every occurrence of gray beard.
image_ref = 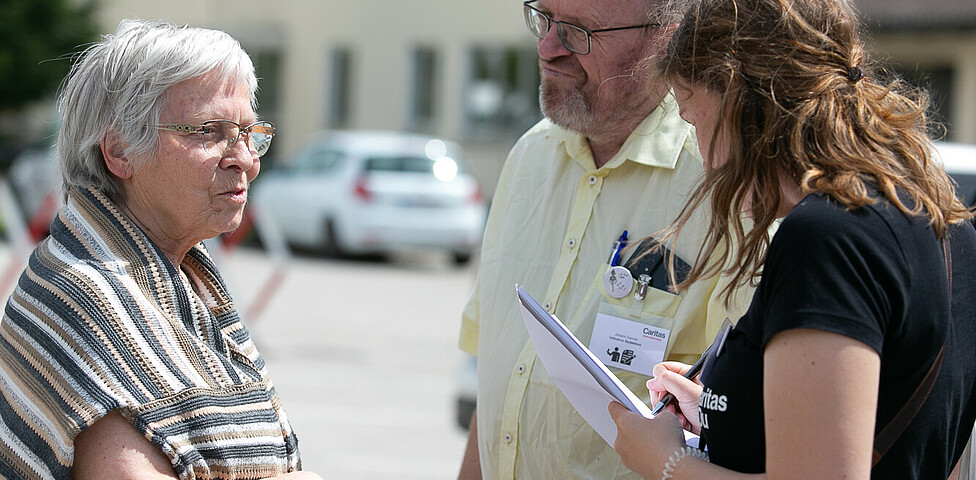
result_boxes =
[539,79,649,139]
[539,81,595,135]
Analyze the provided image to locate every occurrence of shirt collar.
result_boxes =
[547,92,692,171]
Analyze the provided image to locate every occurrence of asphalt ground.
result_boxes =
[221,247,475,479]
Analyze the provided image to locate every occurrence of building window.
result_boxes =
[251,50,283,121]
[410,47,438,133]
[327,47,353,128]
[892,64,954,140]
[464,46,541,139]
[248,49,283,164]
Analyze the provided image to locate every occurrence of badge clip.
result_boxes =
[629,274,652,317]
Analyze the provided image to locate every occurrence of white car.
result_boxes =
[252,130,488,264]
[934,141,976,206]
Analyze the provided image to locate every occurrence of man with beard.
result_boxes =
[456,0,750,479]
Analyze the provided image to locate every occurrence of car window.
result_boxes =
[364,155,466,173]
[948,172,976,206]
[936,142,976,207]
[365,156,429,173]
[294,148,345,173]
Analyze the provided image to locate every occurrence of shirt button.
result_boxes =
[588,175,598,185]
[544,301,552,311]
[567,238,577,249]
[517,364,526,374]
[504,433,513,443]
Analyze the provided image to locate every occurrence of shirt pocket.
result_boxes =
[589,263,684,400]
[592,262,683,320]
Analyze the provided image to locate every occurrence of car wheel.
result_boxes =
[324,219,347,258]
[456,397,476,430]
[453,251,472,266]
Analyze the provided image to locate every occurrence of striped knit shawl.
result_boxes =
[0,187,301,479]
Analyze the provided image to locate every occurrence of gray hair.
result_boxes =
[57,19,258,203]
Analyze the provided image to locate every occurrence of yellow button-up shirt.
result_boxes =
[459,94,751,479]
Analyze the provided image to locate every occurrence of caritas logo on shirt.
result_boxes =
[698,387,728,429]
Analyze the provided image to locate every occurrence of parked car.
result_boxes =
[455,353,478,430]
[251,130,487,264]
[452,140,976,430]
[4,144,61,240]
[935,141,976,207]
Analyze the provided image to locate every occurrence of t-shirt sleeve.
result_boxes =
[757,197,910,354]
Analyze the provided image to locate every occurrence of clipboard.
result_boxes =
[517,284,700,446]
[516,284,653,445]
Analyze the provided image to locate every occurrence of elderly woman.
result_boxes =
[608,0,976,478]
[0,20,321,480]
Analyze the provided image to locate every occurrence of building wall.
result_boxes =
[94,1,976,193]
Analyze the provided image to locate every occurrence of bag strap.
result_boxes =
[872,345,945,466]
[871,236,951,467]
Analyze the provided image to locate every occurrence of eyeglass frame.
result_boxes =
[155,119,275,157]
[522,0,661,55]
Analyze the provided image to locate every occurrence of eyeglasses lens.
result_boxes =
[201,121,274,157]
[248,122,274,157]
[523,5,590,54]
[200,121,234,154]
[524,6,546,38]
[557,24,589,54]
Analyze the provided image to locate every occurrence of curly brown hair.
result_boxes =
[656,0,973,304]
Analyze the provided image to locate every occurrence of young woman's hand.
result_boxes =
[646,361,705,434]
[608,402,687,479]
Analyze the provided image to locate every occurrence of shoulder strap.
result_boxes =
[872,345,945,466]
[871,236,951,467]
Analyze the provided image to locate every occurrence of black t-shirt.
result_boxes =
[699,193,976,478]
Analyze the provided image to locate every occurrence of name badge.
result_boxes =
[589,312,670,376]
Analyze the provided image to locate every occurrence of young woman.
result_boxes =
[608,0,976,478]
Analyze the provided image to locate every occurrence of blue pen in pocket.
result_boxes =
[608,230,629,266]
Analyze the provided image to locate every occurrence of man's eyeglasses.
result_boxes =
[156,120,275,158]
[523,0,660,55]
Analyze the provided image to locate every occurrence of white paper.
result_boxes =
[517,285,704,447]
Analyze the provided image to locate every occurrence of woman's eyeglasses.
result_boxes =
[156,120,275,157]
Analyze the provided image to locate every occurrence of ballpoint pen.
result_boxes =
[608,230,629,266]
[650,344,711,416]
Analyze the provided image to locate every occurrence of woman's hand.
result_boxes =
[647,361,705,434]
[608,402,687,479]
